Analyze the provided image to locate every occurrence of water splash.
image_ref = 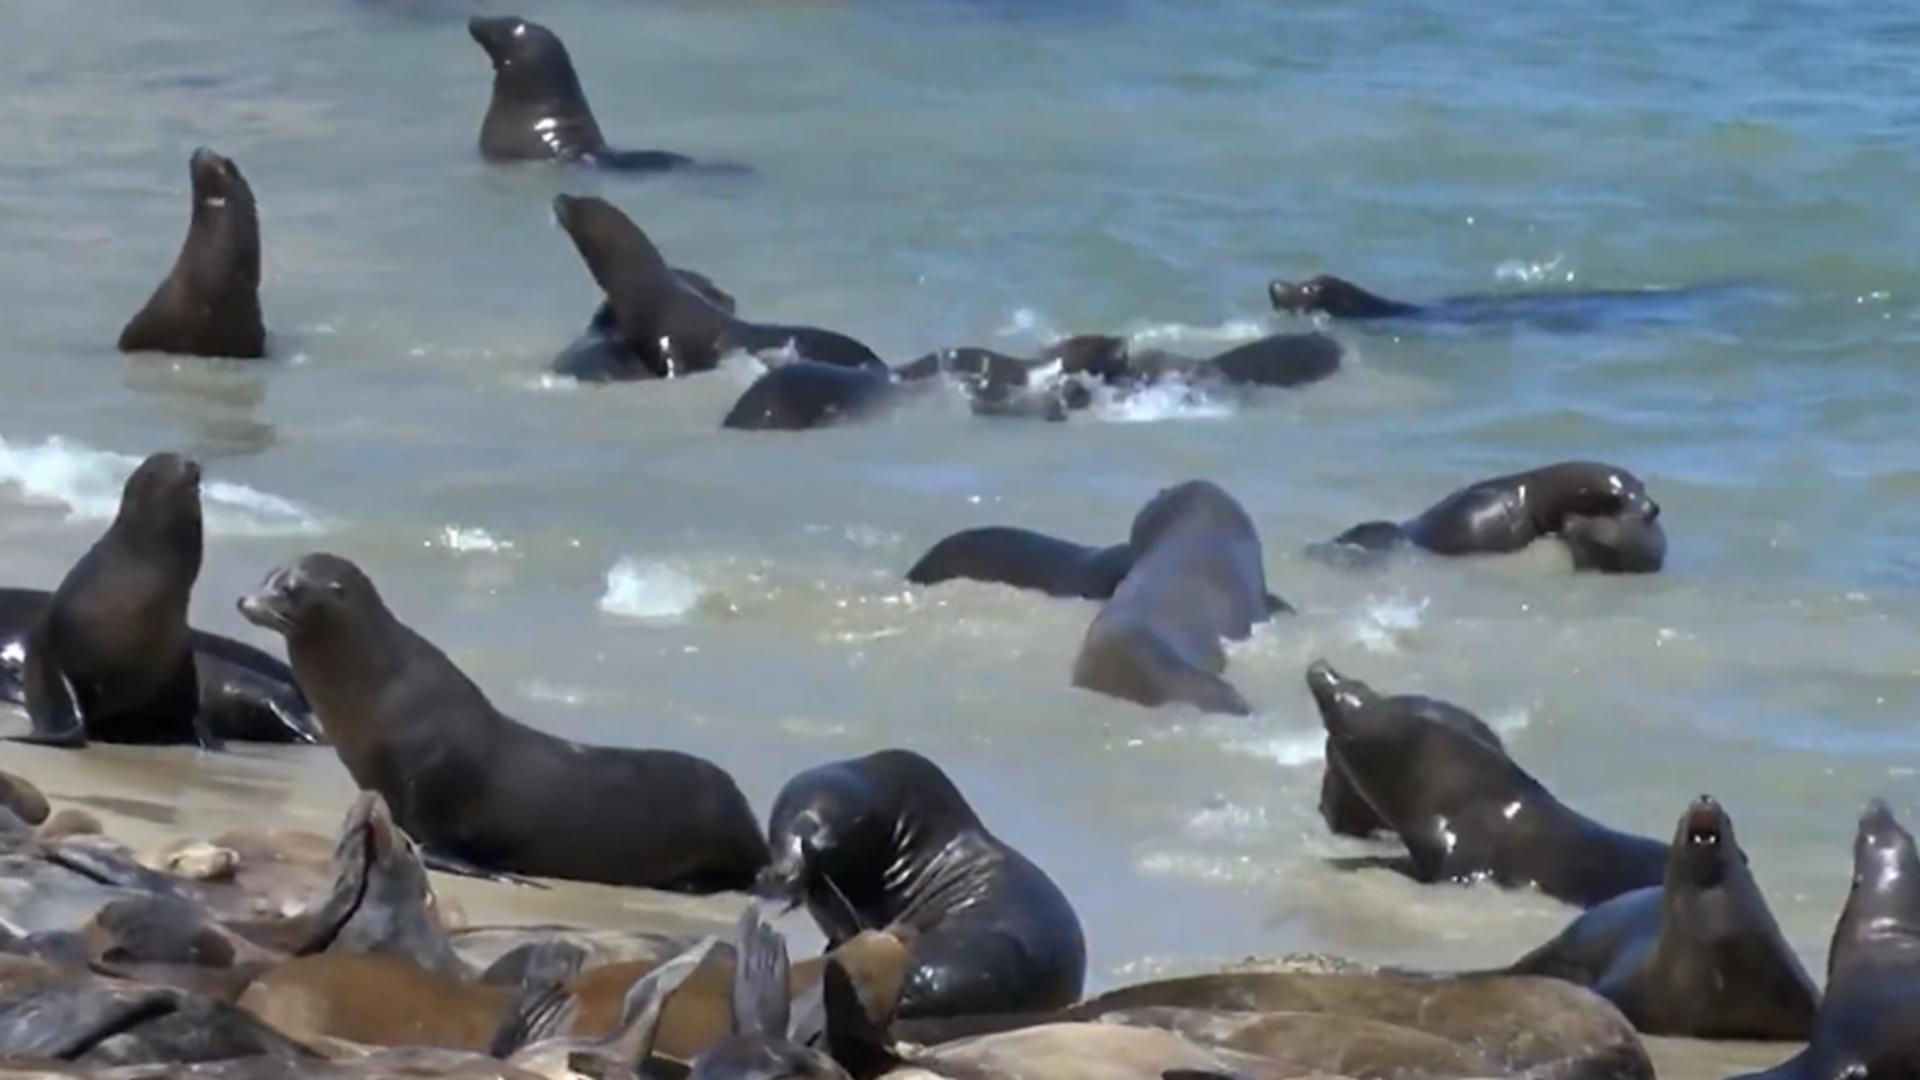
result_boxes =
[0,435,327,537]
[601,557,708,621]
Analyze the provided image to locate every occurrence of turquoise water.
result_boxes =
[2,1,1918,1063]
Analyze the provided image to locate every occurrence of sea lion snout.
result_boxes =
[237,566,298,633]
[1305,660,1368,728]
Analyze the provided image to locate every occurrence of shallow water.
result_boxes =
[3,1,1918,1075]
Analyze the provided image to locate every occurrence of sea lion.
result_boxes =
[13,453,209,748]
[759,749,1086,1019]
[0,979,315,1067]
[553,270,737,382]
[1071,481,1276,716]
[1316,690,1503,841]
[1064,970,1653,1080]
[469,15,727,173]
[0,768,49,826]
[1507,795,1818,1039]
[1095,1006,1498,1079]
[503,937,722,1079]
[1307,661,1666,908]
[722,362,900,432]
[1271,273,1742,328]
[554,194,884,377]
[683,909,848,1080]
[0,586,320,746]
[1315,461,1666,573]
[906,527,1135,601]
[238,553,768,891]
[118,148,264,359]
[1735,801,1920,1080]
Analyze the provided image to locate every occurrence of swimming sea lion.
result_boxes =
[553,269,737,382]
[722,362,900,432]
[906,527,1135,601]
[759,749,1086,1019]
[469,15,723,173]
[1271,273,1743,329]
[118,148,264,359]
[553,194,884,377]
[1307,661,1666,908]
[1316,689,1503,841]
[0,586,320,746]
[1507,795,1817,1039]
[238,553,768,891]
[1071,481,1276,715]
[1734,801,1920,1080]
[1315,461,1666,573]
[14,453,209,748]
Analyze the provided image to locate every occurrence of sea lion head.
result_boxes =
[114,452,204,560]
[1268,274,1377,317]
[757,751,977,926]
[188,148,255,222]
[1665,795,1742,894]
[236,552,385,645]
[1830,799,1920,985]
[469,15,585,105]
[1129,479,1246,552]
[1306,661,1522,863]
[1561,510,1667,573]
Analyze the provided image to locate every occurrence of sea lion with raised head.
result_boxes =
[1271,272,1744,329]
[12,454,209,748]
[1316,689,1503,841]
[1315,461,1666,573]
[1508,795,1818,1039]
[1071,481,1277,716]
[1735,801,1920,1080]
[553,270,737,382]
[758,749,1086,1019]
[118,148,264,359]
[1,586,319,746]
[238,553,768,891]
[553,195,884,378]
[1307,661,1667,908]
[469,15,732,173]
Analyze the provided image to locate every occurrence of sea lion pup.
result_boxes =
[1735,801,1920,1080]
[469,15,735,173]
[553,194,884,377]
[118,148,264,359]
[758,749,1086,1019]
[1071,481,1276,716]
[1307,661,1666,908]
[1314,460,1667,573]
[1507,795,1817,1039]
[13,453,209,748]
[0,586,320,746]
[238,553,769,891]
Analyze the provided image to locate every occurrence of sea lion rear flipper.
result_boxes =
[421,848,550,889]
[18,642,86,748]
[483,940,590,988]
[732,906,790,1038]
[823,956,902,1080]
[1263,592,1294,616]
[595,937,722,1067]
[490,980,582,1058]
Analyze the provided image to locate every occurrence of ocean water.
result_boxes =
[4,0,1920,1072]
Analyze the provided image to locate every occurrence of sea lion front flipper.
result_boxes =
[483,940,590,988]
[733,906,790,1038]
[421,849,550,889]
[490,980,582,1058]
[1263,592,1294,616]
[18,640,86,748]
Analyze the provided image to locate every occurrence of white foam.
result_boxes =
[434,526,513,554]
[719,352,771,387]
[1128,318,1269,348]
[1228,729,1328,767]
[1494,253,1574,285]
[1485,707,1532,736]
[1186,802,1269,840]
[996,306,1057,340]
[0,435,326,537]
[600,558,707,622]
[1088,379,1233,424]
[1349,594,1429,653]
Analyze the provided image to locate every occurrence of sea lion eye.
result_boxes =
[326,580,347,598]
